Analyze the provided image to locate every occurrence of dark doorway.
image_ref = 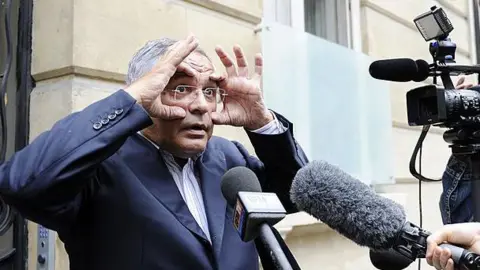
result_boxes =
[0,0,34,269]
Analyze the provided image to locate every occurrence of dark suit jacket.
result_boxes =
[0,90,308,270]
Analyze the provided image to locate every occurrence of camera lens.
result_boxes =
[444,89,480,119]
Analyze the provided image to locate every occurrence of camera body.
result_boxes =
[407,85,480,128]
[406,6,480,130]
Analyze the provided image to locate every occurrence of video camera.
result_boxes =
[371,6,480,130]
[369,6,480,222]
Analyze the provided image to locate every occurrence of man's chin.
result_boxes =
[175,141,208,158]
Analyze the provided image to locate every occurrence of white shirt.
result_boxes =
[138,113,287,243]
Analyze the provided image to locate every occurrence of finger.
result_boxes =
[456,76,465,87]
[445,258,455,270]
[457,83,474,89]
[433,247,443,270]
[233,45,249,77]
[211,111,229,125]
[161,34,199,68]
[215,46,237,76]
[209,73,227,82]
[457,84,468,89]
[426,238,437,265]
[161,105,186,120]
[254,53,263,76]
[439,248,451,269]
[177,63,197,77]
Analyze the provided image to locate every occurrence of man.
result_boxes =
[0,35,308,269]
[439,77,474,225]
[426,222,480,270]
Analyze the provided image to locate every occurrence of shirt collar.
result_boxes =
[137,131,203,162]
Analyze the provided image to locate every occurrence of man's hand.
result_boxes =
[125,34,199,120]
[426,222,480,270]
[210,45,273,130]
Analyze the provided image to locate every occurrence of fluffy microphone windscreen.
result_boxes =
[221,166,262,207]
[290,160,406,250]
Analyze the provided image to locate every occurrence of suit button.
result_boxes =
[107,113,116,120]
[93,122,102,130]
[115,108,123,115]
[100,118,109,125]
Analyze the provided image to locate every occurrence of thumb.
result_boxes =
[211,112,229,125]
[456,77,465,87]
[161,105,186,120]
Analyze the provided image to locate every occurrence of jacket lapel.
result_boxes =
[129,136,209,242]
[197,148,228,262]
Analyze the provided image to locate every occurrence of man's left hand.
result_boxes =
[210,45,273,130]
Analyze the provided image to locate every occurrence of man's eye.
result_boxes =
[175,86,188,93]
[203,89,214,96]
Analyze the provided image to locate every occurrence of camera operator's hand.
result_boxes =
[455,76,474,89]
[426,222,480,270]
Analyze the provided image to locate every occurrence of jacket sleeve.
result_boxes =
[234,112,309,214]
[440,155,474,224]
[0,89,152,231]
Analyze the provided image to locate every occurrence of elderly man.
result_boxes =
[0,34,308,269]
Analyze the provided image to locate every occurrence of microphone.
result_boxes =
[221,167,296,270]
[289,160,480,270]
[369,58,430,82]
[369,249,415,270]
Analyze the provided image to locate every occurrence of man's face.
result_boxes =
[143,52,220,158]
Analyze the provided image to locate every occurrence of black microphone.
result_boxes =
[221,167,296,270]
[289,160,480,270]
[369,58,430,82]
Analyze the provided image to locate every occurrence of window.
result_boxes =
[263,0,360,49]
[304,0,350,47]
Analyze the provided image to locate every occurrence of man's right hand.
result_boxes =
[125,34,199,120]
[426,222,480,270]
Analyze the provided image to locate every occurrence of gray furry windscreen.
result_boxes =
[290,160,406,250]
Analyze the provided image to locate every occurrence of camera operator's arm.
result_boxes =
[440,78,475,224]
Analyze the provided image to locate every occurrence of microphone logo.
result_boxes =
[233,198,246,232]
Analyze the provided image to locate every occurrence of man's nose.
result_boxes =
[188,90,210,114]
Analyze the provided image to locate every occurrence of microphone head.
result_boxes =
[290,160,406,250]
[221,167,262,206]
[369,58,426,82]
[413,59,430,82]
[369,249,413,270]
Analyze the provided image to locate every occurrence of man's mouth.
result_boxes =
[186,123,208,131]
[182,124,208,137]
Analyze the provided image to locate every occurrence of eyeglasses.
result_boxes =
[164,85,227,104]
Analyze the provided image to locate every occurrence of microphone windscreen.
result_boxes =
[290,160,406,250]
[369,249,413,270]
[221,167,262,206]
[369,58,420,82]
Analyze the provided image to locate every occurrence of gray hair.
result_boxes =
[126,37,208,85]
